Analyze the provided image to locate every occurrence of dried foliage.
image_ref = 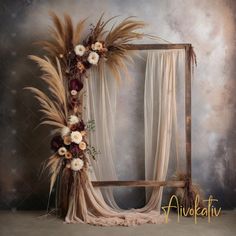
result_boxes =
[25,56,68,131]
[27,12,146,210]
[37,12,145,81]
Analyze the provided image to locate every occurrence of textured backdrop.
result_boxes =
[0,0,236,210]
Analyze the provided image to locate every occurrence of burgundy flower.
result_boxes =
[69,79,83,92]
[50,135,63,152]
[70,143,83,156]
[70,124,78,131]
[77,120,85,131]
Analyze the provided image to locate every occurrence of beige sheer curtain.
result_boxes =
[72,49,186,225]
[144,49,185,210]
[84,62,120,209]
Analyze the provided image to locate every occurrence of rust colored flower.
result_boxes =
[77,61,86,73]
[65,151,72,159]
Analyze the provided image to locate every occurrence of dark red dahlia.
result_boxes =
[77,120,85,131]
[50,135,63,152]
[69,79,83,92]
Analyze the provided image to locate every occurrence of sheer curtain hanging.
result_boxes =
[74,49,186,225]
[84,62,120,209]
[144,49,185,210]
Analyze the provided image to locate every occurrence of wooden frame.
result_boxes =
[92,43,192,189]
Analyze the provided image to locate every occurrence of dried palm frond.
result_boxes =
[48,11,73,54]
[73,18,87,45]
[87,13,118,43]
[37,12,85,66]
[25,56,68,130]
[46,153,62,195]
[105,17,145,45]
[30,55,68,116]
[103,17,146,81]
[36,12,146,82]
[25,87,66,128]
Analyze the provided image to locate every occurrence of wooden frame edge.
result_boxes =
[92,43,192,188]
[92,180,185,188]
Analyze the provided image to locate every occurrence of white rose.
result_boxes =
[68,115,79,125]
[74,44,86,56]
[87,52,99,65]
[71,131,82,144]
[58,147,67,156]
[70,158,84,171]
[61,126,70,137]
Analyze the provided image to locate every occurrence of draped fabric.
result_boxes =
[65,49,185,225]
[83,62,120,209]
[144,49,185,209]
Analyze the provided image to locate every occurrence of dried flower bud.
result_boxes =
[71,90,78,96]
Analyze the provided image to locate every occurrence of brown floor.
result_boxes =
[0,211,235,236]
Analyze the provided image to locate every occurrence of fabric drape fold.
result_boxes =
[84,62,120,209]
[144,49,185,210]
[65,50,185,226]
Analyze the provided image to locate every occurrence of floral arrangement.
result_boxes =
[50,116,96,171]
[26,12,146,216]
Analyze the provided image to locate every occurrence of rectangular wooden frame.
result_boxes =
[92,44,192,189]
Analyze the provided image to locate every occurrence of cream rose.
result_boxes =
[71,131,82,144]
[70,158,84,171]
[87,52,99,65]
[68,115,79,125]
[74,44,86,56]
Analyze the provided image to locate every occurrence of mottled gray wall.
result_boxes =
[0,0,236,210]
